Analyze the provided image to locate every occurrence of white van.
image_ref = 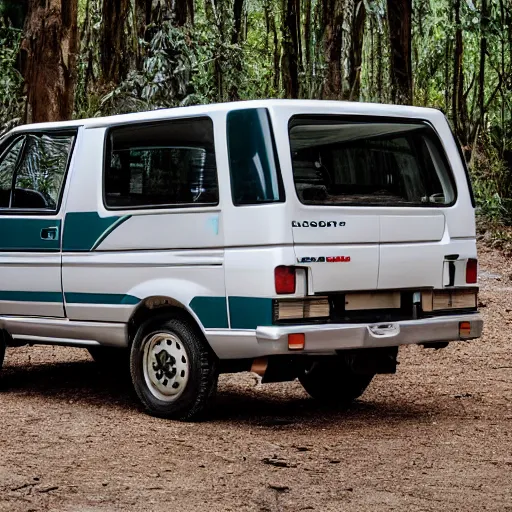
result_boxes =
[0,100,482,420]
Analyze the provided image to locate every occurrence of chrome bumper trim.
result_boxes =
[206,313,483,359]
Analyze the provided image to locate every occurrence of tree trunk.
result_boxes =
[387,0,412,104]
[229,0,245,100]
[101,0,130,85]
[281,0,300,98]
[174,0,194,26]
[322,0,344,100]
[232,0,244,44]
[377,21,383,101]
[21,0,78,123]
[271,5,280,92]
[452,0,467,144]
[304,0,312,69]
[477,0,488,126]
[347,0,365,100]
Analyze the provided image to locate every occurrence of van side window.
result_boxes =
[104,117,218,209]
[12,134,74,210]
[0,132,74,211]
[0,137,24,207]
[227,108,285,206]
[289,116,456,207]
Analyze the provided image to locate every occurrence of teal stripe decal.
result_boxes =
[0,291,139,305]
[228,297,273,330]
[64,293,140,305]
[189,297,229,329]
[0,218,62,251]
[0,291,63,302]
[62,212,131,252]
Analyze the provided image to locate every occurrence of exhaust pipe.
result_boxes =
[250,357,268,377]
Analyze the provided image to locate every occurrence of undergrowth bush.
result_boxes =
[471,139,512,226]
[0,23,23,135]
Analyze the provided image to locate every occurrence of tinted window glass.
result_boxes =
[105,117,218,209]
[227,108,284,206]
[289,116,455,206]
[12,133,74,210]
[0,137,24,207]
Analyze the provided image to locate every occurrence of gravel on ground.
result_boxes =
[0,244,511,511]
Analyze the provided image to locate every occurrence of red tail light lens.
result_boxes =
[466,258,478,284]
[275,266,296,294]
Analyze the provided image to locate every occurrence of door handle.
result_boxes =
[40,227,59,241]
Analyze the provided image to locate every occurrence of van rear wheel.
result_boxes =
[299,359,374,406]
[130,315,218,421]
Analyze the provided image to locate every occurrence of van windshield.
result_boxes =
[289,116,455,206]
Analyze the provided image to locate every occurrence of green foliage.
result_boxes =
[100,21,198,115]
[471,139,512,224]
[1,0,511,228]
[0,23,23,135]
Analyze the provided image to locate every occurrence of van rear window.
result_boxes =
[289,116,456,206]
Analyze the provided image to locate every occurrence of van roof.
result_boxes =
[10,99,444,133]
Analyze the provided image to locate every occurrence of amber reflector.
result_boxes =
[459,321,471,337]
[288,333,305,350]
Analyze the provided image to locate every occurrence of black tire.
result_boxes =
[130,314,218,421]
[299,359,374,406]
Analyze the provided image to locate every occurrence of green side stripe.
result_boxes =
[190,296,274,330]
[0,219,62,252]
[0,291,139,305]
[64,293,140,305]
[62,212,131,252]
[189,296,229,328]
[0,291,63,303]
[228,296,273,330]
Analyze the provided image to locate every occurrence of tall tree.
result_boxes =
[281,0,301,98]
[387,0,412,104]
[347,0,365,100]
[452,0,467,143]
[101,0,130,85]
[174,0,194,26]
[477,0,488,127]
[21,0,78,123]
[229,0,245,100]
[321,0,343,99]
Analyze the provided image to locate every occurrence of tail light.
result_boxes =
[275,266,296,294]
[466,258,478,284]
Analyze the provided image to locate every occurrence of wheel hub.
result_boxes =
[143,332,189,401]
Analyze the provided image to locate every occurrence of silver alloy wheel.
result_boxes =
[142,332,190,402]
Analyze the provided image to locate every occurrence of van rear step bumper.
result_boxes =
[206,313,483,359]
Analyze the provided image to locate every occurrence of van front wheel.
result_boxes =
[298,359,374,406]
[130,315,218,421]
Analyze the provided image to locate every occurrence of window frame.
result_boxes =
[227,108,286,207]
[0,128,78,216]
[102,116,220,212]
[288,114,458,208]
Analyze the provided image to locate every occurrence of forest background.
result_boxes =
[0,0,511,243]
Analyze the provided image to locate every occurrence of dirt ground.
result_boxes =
[0,245,511,512]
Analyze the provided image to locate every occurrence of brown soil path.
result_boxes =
[0,245,511,511]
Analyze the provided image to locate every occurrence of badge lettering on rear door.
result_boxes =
[292,221,346,228]
[297,256,351,263]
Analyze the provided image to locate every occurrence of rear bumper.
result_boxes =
[206,313,483,359]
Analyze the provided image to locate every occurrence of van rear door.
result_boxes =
[288,115,457,294]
